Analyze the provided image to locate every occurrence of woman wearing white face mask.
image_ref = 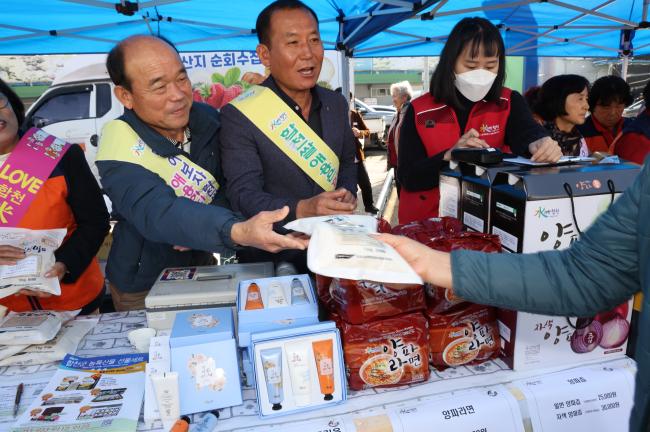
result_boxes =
[397,17,562,224]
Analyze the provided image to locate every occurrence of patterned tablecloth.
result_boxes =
[0,311,637,432]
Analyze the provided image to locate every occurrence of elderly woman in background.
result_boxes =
[535,74,590,157]
[386,80,412,196]
[0,79,109,314]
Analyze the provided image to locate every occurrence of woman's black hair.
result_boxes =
[429,17,506,109]
[536,74,590,122]
[0,78,25,126]
[588,75,632,110]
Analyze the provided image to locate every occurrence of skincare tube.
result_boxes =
[245,283,264,310]
[267,282,287,308]
[151,372,180,432]
[170,415,191,432]
[260,348,284,411]
[312,339,335,400]
[290,278,309,305]
[285,340,312,407]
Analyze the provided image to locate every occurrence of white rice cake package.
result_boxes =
[307,223,423,284]
[0,343,27,361]
[0,228,67,299]
[285,214,378,235]
[0,316,97,366]
[0,310,78,345]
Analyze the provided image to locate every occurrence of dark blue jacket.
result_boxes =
[219,80,358,224]
[452,159,650,431]
[97,103,242,293]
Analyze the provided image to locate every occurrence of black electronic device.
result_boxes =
[451,148,503,165]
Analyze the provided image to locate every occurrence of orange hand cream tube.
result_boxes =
[312,339,335,400]
[245,282,264,310]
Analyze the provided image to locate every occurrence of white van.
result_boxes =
[23,61,123,184]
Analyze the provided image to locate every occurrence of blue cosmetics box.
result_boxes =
[170,307,242,414]
[251,321,346,418]
[237,274,319,349]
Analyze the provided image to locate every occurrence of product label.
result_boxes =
[492,226,518,252]
[514,361,635,431]
[319,358,334,376]
[463,212,484,232]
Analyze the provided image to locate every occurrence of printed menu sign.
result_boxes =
[513,362,634,431]
[393,386,523,432]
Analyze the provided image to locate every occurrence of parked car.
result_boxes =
[369,104,397,113]
[623,97,645,118]
[354,99,394,149]
[23,61,122,185]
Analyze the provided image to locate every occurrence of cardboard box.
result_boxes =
[145,262,274,330]
[489,163,640,253]
[459,162,523,233]
[170,308,242,414]
[487,162,640,370]
[237,274,319,349]
[439,161,463,219]
[251,321,346,418]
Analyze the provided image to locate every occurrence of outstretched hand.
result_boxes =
[374,233,452,288]
[231,206,309,253]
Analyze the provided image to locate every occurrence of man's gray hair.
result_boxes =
[390,80,413,100]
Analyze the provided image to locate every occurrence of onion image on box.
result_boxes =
[569,302,630,353]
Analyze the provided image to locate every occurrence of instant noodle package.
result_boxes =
[336,312,430,390]
[328,279,425,325]
[427,304,500,369]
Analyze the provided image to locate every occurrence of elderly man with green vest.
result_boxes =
[96,35,306,311]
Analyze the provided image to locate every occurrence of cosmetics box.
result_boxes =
[240,347,255,387]
[237,274,319,349]
[145,262,274,330]
[251,321,346,418]
[170,308,242,414]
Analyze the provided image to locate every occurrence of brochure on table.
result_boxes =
[251,321,346,418]
[11,353,146,432]
[511,360,635,431]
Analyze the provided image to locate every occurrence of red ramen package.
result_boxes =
[315,274,335,312]
[329,278,425,324]
[391,217,464,243]
[424,233,501,313]
[425,284,466,314]
[376,217,392,234]
[423,232,502,252]
[427,303,500,369]
[339,312,430,390]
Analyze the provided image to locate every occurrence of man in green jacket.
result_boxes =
[378,161,650,432]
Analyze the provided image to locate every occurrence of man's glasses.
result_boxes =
[0,93,8,110]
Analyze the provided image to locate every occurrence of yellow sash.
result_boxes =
[230,85,339,192]
[96,120,219,204]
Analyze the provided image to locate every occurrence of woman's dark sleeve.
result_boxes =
[397,104,446,191]
[505,90,549,156]
[55,145,110,283]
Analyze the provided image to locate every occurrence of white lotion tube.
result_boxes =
[260,347,284,410]
[284,340,312,406]
[267,281,287,308]
[151,371,180,431]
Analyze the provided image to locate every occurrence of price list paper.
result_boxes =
[513,362,635,431]
[370,385,524,432]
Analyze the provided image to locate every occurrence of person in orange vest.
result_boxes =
[397,17,561,224]
[613,80,650,164]
[0,79,110,314]
[577,75,633,154]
